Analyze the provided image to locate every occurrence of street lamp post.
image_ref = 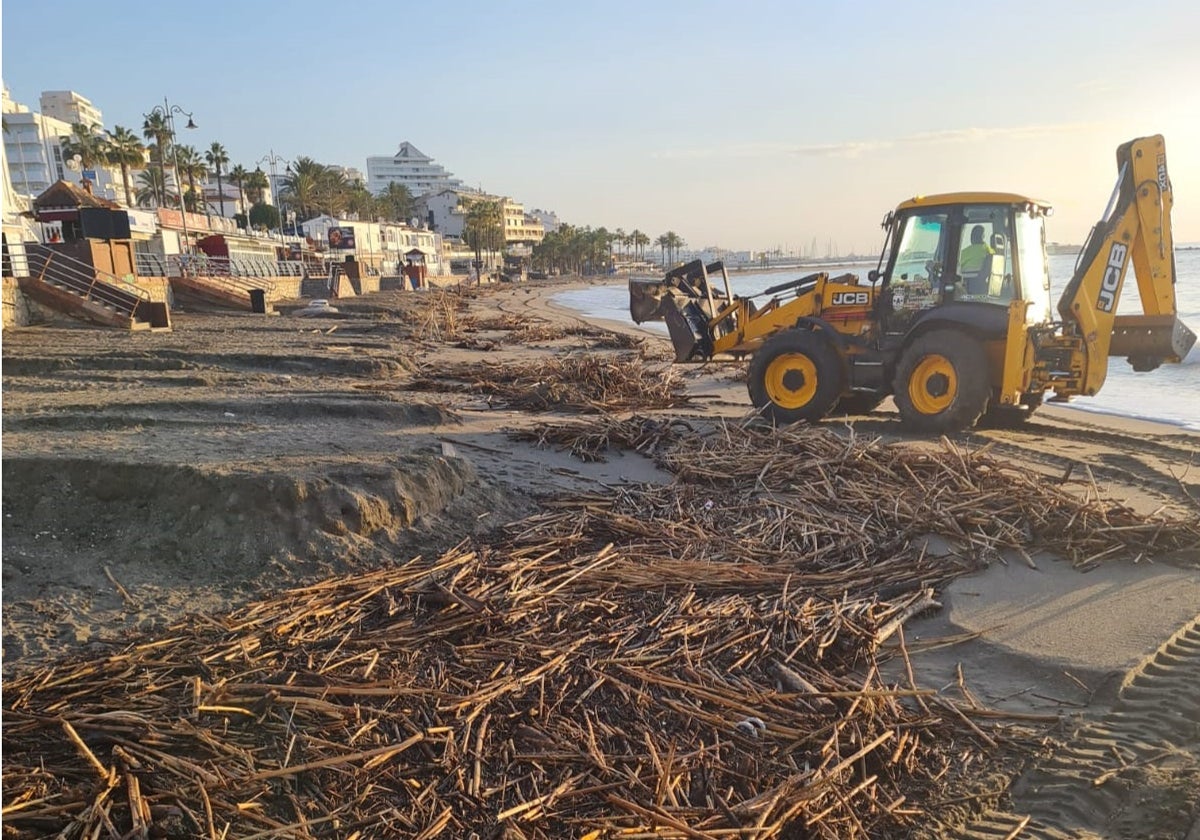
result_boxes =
[143,97,197,258]
[257,150,289,253]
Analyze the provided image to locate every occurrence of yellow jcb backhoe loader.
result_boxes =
[629,135,1195,432]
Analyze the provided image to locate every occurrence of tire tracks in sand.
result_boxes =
[952,616,1200,839]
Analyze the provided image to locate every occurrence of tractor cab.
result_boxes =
[878,193,1053,332]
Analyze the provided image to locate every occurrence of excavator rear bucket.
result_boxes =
[1109,314,1197,371]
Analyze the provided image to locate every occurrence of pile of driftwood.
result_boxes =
[402,289,472,341]
[465,317,648,351]
[1,545,1009,840]
[410,356,691,413]
[514,420,1200,572]
[6,424,1194,839]
[509,415,695,462]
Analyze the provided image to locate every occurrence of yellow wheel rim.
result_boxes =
[765,353,818,409]
[908,354,958,414]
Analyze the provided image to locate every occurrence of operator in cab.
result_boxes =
[958,225,993,274]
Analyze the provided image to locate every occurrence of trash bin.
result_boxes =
[249,288,266,314]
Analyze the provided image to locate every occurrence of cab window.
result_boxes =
[888,212,946,312]
[954,206,1014,304]
[1014,209,1051,323]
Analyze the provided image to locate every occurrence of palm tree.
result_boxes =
[664,231,685,266]
[227,164,249,219]
[136,168,175,209]
[58,124,108,185]
[463,198,504,272]
[282,157,328,220]
[141,111,174,208]
[314,168,348,218]
[378,182,414,223]
[205,142,230,217]
[104,126,144,207]
[345,184,377,221]
[655,234,670,266]
[632,230,650,261]
[244,168,269,205]
[174,145,205,212]
[281,170,318,220]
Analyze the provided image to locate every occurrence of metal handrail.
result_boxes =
[25,244,151,308]
[167,256,277,295]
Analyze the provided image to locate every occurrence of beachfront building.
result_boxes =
[3,86,124,204]
[329,165,365,186]
[415,189,467,238]
[38,90,103,130]
[4,86,74,199]
[502,199,545,248]
[416,189,544,248]
[202,181,246,219]
[528,208,560,235]
[300,214,447,276]
[366,142,464,197]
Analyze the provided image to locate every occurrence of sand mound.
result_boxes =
[1,451,524,668]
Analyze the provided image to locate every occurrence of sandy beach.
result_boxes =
[3,278,1198,838]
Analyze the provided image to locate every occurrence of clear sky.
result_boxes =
[3,0,1199,253]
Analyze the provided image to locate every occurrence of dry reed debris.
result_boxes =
[410,355,692,413]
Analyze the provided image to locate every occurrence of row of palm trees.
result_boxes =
[58,109,681,262]
[532,225,686,274]
[275,158,413,224]
[58,113,417,230]
[56,120,258,216]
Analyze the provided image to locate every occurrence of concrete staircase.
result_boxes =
[16,244,171,331]
[168,256,276,312]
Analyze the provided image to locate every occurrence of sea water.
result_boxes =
[554,250,1200,430]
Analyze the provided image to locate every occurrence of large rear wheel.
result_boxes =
[893,329,990,433]
[748,329,844,424]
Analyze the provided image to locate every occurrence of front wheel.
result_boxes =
[748,329,844,424]
[893,329,990,433]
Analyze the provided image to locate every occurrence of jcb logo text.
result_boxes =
[831,292,870,306]
[1096,242,1127,313]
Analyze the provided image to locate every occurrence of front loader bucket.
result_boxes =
[663,302,714,362]
[629,278,673,324]
[1109,314,1197,371]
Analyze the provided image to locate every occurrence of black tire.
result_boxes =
[747,329,844,424]
[831,391,885,416]
[893,329,990,433]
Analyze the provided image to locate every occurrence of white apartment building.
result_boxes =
[415,189,545,247]
[4,86,73,198]
[3,87,125,203]
[328,165,365,186]
[299,214,446,274]
[38,90,103,129]
[366,142,464,197]
[528,208,560,234]
[415,189,467,238]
